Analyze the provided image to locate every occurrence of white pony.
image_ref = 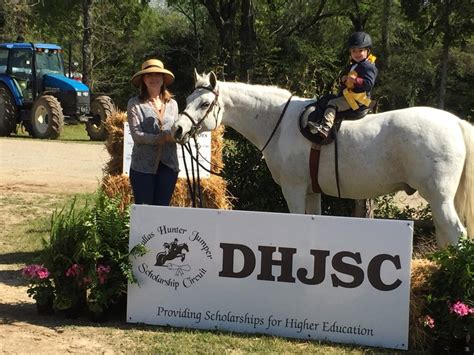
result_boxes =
[172,71,473,247]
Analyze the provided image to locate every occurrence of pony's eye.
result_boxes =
[200,102,210,109]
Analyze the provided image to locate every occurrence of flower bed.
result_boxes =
[23,190,145,320]
[421,236,473,352]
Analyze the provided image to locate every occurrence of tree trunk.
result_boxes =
[191,0,201,63]
[199,0,239,80]
[82,0,93,88]
[438,36,449,110]
[353,199,374,218]
[438,6,451,110]
[438,24,451,110]
[380,0,391,71]
[239,0,256,82]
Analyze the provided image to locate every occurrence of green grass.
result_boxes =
[0,192,93,265]
[12,123,100,142]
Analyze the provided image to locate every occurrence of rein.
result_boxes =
[181,138,204,208]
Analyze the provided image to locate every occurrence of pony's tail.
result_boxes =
[454,119,474,239]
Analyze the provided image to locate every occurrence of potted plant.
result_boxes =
[422,236,474,353]
[22,264,55,315]
[83,191,146,322]
[42,198,91,318]
[36,190,146,321]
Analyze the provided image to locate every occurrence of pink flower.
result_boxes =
[22,264,50,280]
[96,264,111,284]
[36,269,50,279]
[65,264,83,277]
[423,315,435,329]
[449,301,471,317]
[96,264,111,274]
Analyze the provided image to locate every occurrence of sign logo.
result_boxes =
[137,226,213,290]
[155,238,190,276]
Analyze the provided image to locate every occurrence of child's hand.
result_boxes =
[346,76,356,84]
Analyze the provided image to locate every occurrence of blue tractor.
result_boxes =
[0,42,113,140]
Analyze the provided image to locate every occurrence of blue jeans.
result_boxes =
[130,163,178,206]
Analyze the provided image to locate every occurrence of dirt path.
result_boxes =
[0,138,118,354]
[0,138,108,194]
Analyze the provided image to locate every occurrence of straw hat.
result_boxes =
[131,59,175,87]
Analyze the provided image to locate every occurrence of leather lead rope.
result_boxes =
[334,130,342,198]
[193,136,203,207]
[181,144,196,207]
[181,139,204,208]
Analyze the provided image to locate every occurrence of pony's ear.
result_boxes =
[209,71,217,89]
[193,68,200,85]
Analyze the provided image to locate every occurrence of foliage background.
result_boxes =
[1,0,472,212]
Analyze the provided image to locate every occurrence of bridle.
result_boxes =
[178,85,221,208]
[179,86,221,139]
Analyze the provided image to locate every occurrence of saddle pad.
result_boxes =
[309,147,322,193]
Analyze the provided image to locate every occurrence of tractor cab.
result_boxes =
[0,43,68,104]
[0,42,112,140]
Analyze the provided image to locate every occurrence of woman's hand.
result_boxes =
[160,131,175,144]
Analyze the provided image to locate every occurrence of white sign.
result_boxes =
[127,206,412,350]
[123,122,211,178]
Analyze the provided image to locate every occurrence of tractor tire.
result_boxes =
[0,84,17,136]
[30,95,64,139]
[86,95,113,141]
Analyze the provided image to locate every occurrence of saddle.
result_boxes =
[299,94,376,145]
[300,94,376,195]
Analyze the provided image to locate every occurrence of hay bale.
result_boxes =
[104,110,127,176]
[409,258,439,350]
[171,175,234,209]
[101,174,133,212]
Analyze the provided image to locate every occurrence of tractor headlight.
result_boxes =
[77,91,89,97]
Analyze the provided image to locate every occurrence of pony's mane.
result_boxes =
[220,81,291,99]
[195,75,291,99]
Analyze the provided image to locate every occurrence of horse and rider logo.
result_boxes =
[155,238,189,267]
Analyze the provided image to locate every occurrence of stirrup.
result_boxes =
[311,123,330,138]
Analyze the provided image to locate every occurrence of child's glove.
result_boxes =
[344,71,358,89]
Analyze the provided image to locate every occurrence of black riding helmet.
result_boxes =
[348,31,372,49]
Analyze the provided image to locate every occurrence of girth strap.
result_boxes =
[309,148,322,193]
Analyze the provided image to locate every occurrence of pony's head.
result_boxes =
[172,70,223,144]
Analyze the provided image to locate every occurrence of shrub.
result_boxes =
[36,190,146,319]
[422,236,474,352]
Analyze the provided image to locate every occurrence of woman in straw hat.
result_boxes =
[127,59,179,206]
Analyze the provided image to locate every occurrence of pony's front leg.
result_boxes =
[306,192,322,215]
[281,184,307,214]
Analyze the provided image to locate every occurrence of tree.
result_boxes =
[198,0,240,79]
[401,0,474,109]
[82,0,93,88]
[239,0,256,81]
